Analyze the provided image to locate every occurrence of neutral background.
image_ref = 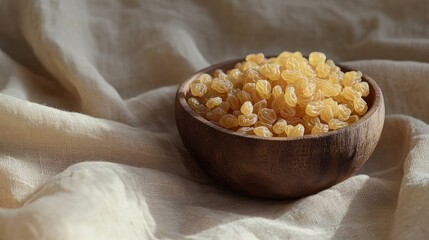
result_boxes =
[0,0,428,239]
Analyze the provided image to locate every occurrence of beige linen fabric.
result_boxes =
[0,0,428,239]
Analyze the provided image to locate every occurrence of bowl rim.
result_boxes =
[176,57,384,141]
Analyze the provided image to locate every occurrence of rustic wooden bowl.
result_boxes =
[175,58,385,199]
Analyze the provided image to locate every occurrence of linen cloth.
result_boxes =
[0,0,428,239]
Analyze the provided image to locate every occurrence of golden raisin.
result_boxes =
[186,50,370,137]
[316,62,331,78]
[288,124,305,137]
[211,78,233,93]
[245,53,265,64]
[273,119,287,134]
[309,52,326,67]
[253,99,268,114]
[311,123,329,134]
[271,85,283,99]
[236,127,255,135]
[337,104,352,121]
[187,97,200,110]
[254,121,273,131]
[243,83,256,93]
[199,73,212,85]
[237,91,252,104]
[219,114,239,129]
[255,80,272,99]
[257,108,277,125]
[328,119,348,130]
[206,97,223,109]
[284,85,297,107]
[260,63,281,81]
[254,126,273,137]
[353,82,369,97]
[237,114,258,126]
[191,83,208,97]
[240,101,254,115]
[206,107,226,121]
[226,95,240,111]
[305,100,324,117]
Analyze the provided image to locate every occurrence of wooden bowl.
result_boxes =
[175,58,385,199]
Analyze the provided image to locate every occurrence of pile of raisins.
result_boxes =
[187,51,369,138]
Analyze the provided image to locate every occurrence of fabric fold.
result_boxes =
[1,0,428,239]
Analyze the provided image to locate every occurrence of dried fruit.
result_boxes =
[253,99,268,114]
[288,124,305,137]
[206,97,223,109]
[186,50,369,137]
[257,108,277,125]
[237,114,258,127]
[273,119,288,134]
[255,80,272,99]
[254,126,273,137]
[191,83,208,97]
[284,85,298,108]
[240,101,254,115]
[219,114,239,129]
[309,52,326,67]
[206,107,226,121]
[211,78,233,93]
[328,119,348,130]
[305,100,325,117]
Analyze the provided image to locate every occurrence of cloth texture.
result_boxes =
[0,0,429,239]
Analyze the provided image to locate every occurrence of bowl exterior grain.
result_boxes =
[175,59,385,199]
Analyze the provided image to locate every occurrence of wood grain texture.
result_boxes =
[175,58,385,199]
